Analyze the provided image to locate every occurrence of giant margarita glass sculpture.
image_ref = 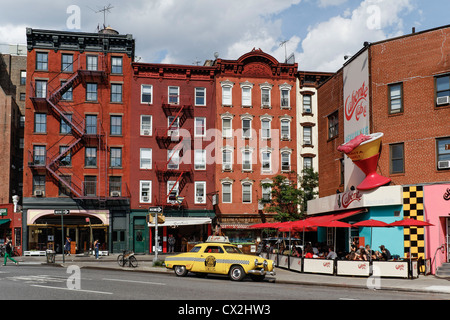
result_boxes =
[337,132,391,190]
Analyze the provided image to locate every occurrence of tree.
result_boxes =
[261,169,319,222]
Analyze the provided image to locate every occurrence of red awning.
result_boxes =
[304,209,365,226]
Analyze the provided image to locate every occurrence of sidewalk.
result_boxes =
[13,253,450,296]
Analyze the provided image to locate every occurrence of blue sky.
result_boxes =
[0,0,449,72]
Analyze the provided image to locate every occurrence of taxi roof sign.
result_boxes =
[206,236,230,243]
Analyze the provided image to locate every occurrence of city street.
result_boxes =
[1,264,449,301]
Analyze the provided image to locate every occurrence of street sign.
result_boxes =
[148,206,162,213]
[54,209,70,215]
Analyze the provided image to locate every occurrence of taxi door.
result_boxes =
[192,245,226,274]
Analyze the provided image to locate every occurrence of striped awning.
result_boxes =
[220,223,253,229]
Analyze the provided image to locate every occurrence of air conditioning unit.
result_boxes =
[34,190,44,197]
[281,134,290,140]
[437,96,450,105]
[304,140,312,145]
[110,191,121,197]
[196,196,204,203]
[304,108,312,113]
[438,160,450,169]
[142,196,149,202]
[143,130,150,136]
[223,163,232,171]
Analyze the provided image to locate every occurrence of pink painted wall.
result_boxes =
[424,184,450,273]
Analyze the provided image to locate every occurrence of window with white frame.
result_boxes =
[242,182,252,203]
[262,184,272,202]
[222,182,232,203]
[303,157,313,170]
[167,181,179,203]
[281,151,291,172]
[168,116,179,138]
[261,150,271,172]
[261,118,271,139]
[241,117,252,139]
[303,126,312,145]
[222,117,232,138]
[221,80,234,106]
[280,119,290,140]
[140,115,152,136]
[260,82,273,108]
[222,149,232,171]
[167,149,180,170]
[242,149,252,171]
[140,181,152,203]
[141,85,152,104]
[194,117,206,137]
[279,83,292,109]
[168,86,179,105]
[194,149,206,170]
[195,181,206,204]
[241,82,253,107]
[195,87,206,106]
[303,95,312,113]
[140,148,152,169]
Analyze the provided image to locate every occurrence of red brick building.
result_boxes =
[130,62,217,253]
[23,28,135,253]
[214,49,298,241]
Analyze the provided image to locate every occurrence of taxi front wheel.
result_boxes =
[174,265,188,277]
[229,265,245,281]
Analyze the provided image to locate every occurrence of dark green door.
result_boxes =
[133,217,147,254]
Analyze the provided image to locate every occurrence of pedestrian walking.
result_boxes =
[168,234,176,253]
[94,239,100,259]
[64,236,71,256]
[3,237,18,266]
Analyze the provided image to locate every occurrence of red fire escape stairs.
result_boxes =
[29,58,114,200]
[155,97,193,208]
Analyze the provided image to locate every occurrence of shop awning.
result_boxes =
[148,217,211,227]
[305,209,366,225]
[220,224,254,229]
[0,219,11,226]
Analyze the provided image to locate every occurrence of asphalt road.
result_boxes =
[1,264,448,303]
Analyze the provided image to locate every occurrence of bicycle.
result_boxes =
[117,250,138,268]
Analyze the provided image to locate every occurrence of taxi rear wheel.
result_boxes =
[229,265,245,281]
[174,265,188,277]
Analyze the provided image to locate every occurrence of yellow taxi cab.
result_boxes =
[164,236,275,281]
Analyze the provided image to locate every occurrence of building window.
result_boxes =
[261,118,271,139]
[33,145,46,165]
[194,149,206,170]
[261,88,271,108]
[32,175,45,195]
[140,181,152,203]
[222,117,232,138]
[111,56,123,74]
[328,111,339,139]
[303,126,312,145]
[194,117,206,137]
[110,147,122,168]
[304,157,313,170]
[436,75,450,106]
[168,116,179,138]
[85,147,97,167]
[389,83,403,114]
[281,152,291,172]
[85,115,97,135]
[222,149,232,171]
[86,55,98,71]
[221,81,233,106]
[242,118,252,139]
[241,84,252,107]
[59,146,71,166]
[261,151,271,172]
[111,83,123,103]
[168,86,179,104]
[242,150,252,171]
[109,176,122,195]
[20,92,26,101]
[167,149,180,170]
[35,80,47,98]
[195,87,206,106]
[61,80,73,100]
[303,95,312,113]
[34,113,47,133]
[437,137,450,170]
[281,119,290,140]
[167,181,179,203]
[110,115,122,136]
[242,183,252,203]
[280,89,290,108]
[389,143,404,174]
[86,83,97,101]
[61,54,73,72]
[141,85,152,104]
[195,181,206,204]
[262,184,271,202]
[36,52,48,71]
[20,70,26,85]
[140,115,152,136]
[60,114,72,134]
[140,148,152,169]
[84,176,97,196]
[222,183,232,203]
[58,175,71,197]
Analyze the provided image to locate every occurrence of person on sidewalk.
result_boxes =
[94,239,100,259]
[64,236,71,256]
[3,237,18,266]
[168,234,176,253]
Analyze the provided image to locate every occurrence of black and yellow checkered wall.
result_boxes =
[402,186,425,259]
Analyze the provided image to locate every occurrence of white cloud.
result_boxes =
[318,0,348,8]
[297,0,415,71]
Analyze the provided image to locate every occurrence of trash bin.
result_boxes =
[46,250,56,263]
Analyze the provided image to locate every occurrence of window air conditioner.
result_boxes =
[143,130,150,136]
[110,191,121,197]
[223,163,232,170]
[438,160,450,169]
[196,196,204,203]
[437,96,450,105]
[142,196,149,202]
[281,134,290,140]
[34,190,44,197]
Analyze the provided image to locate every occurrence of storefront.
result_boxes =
[0,204,22,255]
[26,209,109,254]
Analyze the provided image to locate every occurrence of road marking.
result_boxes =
[102,278,166,286]
[31,284,113,295]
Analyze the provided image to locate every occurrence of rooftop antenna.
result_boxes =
[95,4,114,28]
[279,40,289,63]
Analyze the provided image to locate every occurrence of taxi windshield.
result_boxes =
[190,246,201,253]
[223,245,243,254]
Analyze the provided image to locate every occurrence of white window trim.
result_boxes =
[261,150,272,173]
[241,149,253,171]
[195,87,206,106]
[167,181,179,204]
[240,81,253,107]
[279,83,292,109]
[194,149,206,170]
[194,181,206,204]
[194,117,206,137]
[139,180,152,203]
[222,147,233,171]
[168,86,180,105]
[259,82,273,108]
[140,115,152,136]
[221,116,233,139]
[141,84,153,104]
[221,182,232,203]
[220,80,234,106]
[140,148,152,169]
[280,118,291,140]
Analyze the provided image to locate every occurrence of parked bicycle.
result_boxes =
[117,250,138,268]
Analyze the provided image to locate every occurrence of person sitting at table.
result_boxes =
[326,247,337,260]
[358,246,368,261]
[365,245,376,260]
[379,245,391,260]
[304,247,314,259]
